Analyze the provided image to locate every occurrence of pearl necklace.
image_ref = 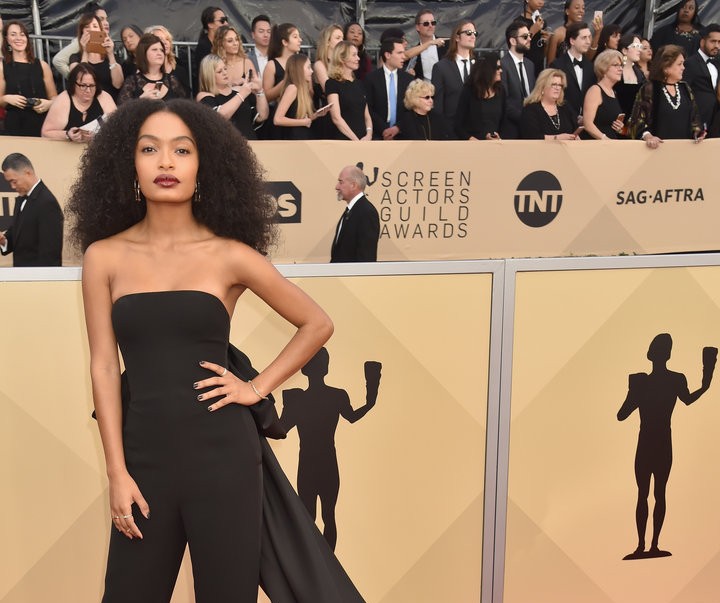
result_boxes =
[662,83,681,110]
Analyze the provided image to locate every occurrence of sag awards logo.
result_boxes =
[357,162,470,240]
[514,171,563,228]
[265,181,302,224]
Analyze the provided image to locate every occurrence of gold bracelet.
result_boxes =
[248,379,269,401]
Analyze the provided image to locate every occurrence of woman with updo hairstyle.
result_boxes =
[197,53,267,139]
[65,98,363,601]
[41,63,116,142]
[120,25,143,78]
[629,44,703,148]
[616,33,646,116]
[274,54,331,139]
[638,38,653,79]
[69,13,123,101]
[455,53,506,140]
[118,33,187,104]
[0,19,57,136]
[325,40,372,140]
[581,49,625,139]
[343,21,373,80]
[212,24,254,86]
[397,79,451,140]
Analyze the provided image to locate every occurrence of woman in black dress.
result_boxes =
[41,63,117,142]
[629,44,704,148]
[120,25,142,79]
[455,53,506,140]
[0,20,57,136]
[520,68,579,140]
[650,0,702,56]
[343,22,373,81]
[66,99,364,602]
[616,33,646,117]
[325,41,372,140]
[196,54,268,139]
[262,23,302,139]
[69,14,123,102]
[398,79,451,140]
[274,54,331,140]
[118,34,187,105]
[582,49,625,139]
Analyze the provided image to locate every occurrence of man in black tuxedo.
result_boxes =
[1,153,63,267]
[683,23,720,134]
[406,9,446,81]
[330,166,379,263]
[501,20,537,139]
[364,38,414,140]
[431,21,478,134]
[550,21,596,119]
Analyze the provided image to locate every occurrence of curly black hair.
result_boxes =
[66,99,277,254]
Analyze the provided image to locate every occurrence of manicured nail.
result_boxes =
[193,382,199,389]
[207,405,213,412]
[199,360,206,366]
[197,394,203,401]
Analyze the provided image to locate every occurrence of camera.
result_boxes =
[26,98,40,107]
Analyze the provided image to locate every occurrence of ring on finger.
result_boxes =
[122,514,133,519]
[221,368,227,376]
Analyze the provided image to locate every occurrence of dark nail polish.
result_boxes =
[193,382,199,389]
[207,405,213,412]
[197,394,203,401]
[199,360,206,365]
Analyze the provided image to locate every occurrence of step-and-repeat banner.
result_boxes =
[0,273,491,603]
[504,265,720,602]
[1,138,718,267]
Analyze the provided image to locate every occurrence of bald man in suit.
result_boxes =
[330,166,379,263]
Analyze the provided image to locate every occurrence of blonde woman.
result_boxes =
[313,24,344,92]
[213,24,254,86]
[325,41,372,140]
[397,79,451,139]
[520,68,579,139]
[197,53,267,139]
[582,49,625,139]
[274,54,331,139]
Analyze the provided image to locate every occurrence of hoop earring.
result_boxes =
[134,179,143,203]
[193,181,201,203]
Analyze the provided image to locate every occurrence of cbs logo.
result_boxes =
[265,181,302,224]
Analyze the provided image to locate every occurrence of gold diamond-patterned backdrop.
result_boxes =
[0,274,490,602]
[504,266,720,603]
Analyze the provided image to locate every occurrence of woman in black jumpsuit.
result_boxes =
[67,99,364,602]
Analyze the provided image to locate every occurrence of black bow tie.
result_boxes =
[572,58,583,67]
[707,58,717,65]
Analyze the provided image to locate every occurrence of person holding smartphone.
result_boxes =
[118,34,188,105]
[274,54,330,139]
[581,49,625,139]
[197,54,268,139]
[68,14,123,102]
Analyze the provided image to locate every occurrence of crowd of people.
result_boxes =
[0,0,719,145]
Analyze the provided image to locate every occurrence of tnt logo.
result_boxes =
[514,171,563,228]
[265,181,301,224]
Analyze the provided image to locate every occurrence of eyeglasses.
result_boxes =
[610,62,623,68]
[496,65,502,70]
[76,83,96,90]
[516,33,532,40]
[549,83,564,88]
[628,42,643,49]
[419,20,437,27]
[420,95,434,99]
[216,16,228,24]
[461,30,478,37]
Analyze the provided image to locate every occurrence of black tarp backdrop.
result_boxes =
[2,1,720,50]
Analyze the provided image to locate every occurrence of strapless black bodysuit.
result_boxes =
[103,290,262,603]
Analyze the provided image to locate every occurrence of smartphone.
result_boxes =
[247,68,254,80]
[87,30,106,54]
[616,113,626,123]
[314,102,334,114]
[155,82,163,91]
[593,10,603,21]
[531,9,541,22]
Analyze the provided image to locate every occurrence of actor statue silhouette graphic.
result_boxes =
[280,348,381,550]
[617,334,716,560]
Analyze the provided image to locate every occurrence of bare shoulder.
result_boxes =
[215,238,279,284]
